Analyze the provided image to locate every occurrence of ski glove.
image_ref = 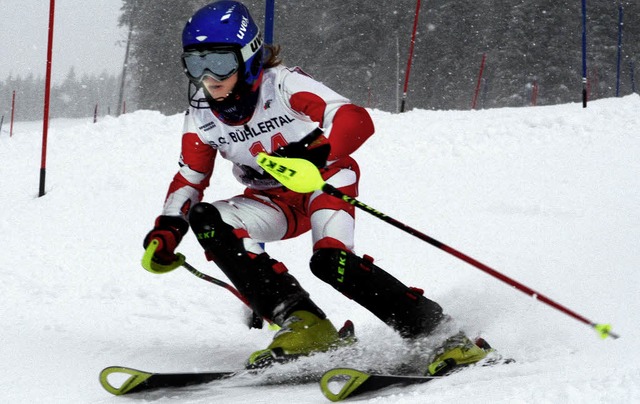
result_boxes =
[272,128,331,168]
[143,215,189,265]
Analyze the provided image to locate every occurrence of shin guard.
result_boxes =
[310,248,444,338]
[189,202,323,323]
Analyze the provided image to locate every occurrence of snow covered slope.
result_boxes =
[1,96,638,403]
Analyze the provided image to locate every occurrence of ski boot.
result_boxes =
[247,310,355,369]
[426,333,493,376]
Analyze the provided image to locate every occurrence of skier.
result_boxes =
[143,0,490,373]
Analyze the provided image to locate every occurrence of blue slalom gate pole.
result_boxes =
[615,5,623,97]
[264,0,275,44]
[261,0,275,251]
[581,0,588,107]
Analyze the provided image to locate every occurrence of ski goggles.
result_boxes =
[181,50,239,82]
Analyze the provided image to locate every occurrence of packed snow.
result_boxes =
[1,95,638,403]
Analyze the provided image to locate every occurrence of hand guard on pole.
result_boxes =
[142,215,189,273]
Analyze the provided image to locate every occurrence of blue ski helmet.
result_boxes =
[182,1,264,89]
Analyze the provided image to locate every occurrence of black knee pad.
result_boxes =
[188,203,320,323]
[310,248,444,338]
[189,201,221,226]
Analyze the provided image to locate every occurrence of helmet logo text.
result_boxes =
[237,16,249,39]
[250,36,263,53]
[221,5,236,21]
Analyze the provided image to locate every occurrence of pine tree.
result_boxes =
[117,0,639,113]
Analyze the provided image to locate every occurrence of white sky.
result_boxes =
[0,0,126,83]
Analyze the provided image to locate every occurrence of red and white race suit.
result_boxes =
[161,65,374,253]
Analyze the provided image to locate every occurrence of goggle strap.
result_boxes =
[240,31,263,62]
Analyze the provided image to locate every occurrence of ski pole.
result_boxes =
[181,260,248,305]
[181,260,265,329]
[257,153,619,340]
[142,239,265,328]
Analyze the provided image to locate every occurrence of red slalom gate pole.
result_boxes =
[39,0,55,197]
[471,53,487,109]
[531,81,539,106]
[10,90,16,137]
[400,0,422,112]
